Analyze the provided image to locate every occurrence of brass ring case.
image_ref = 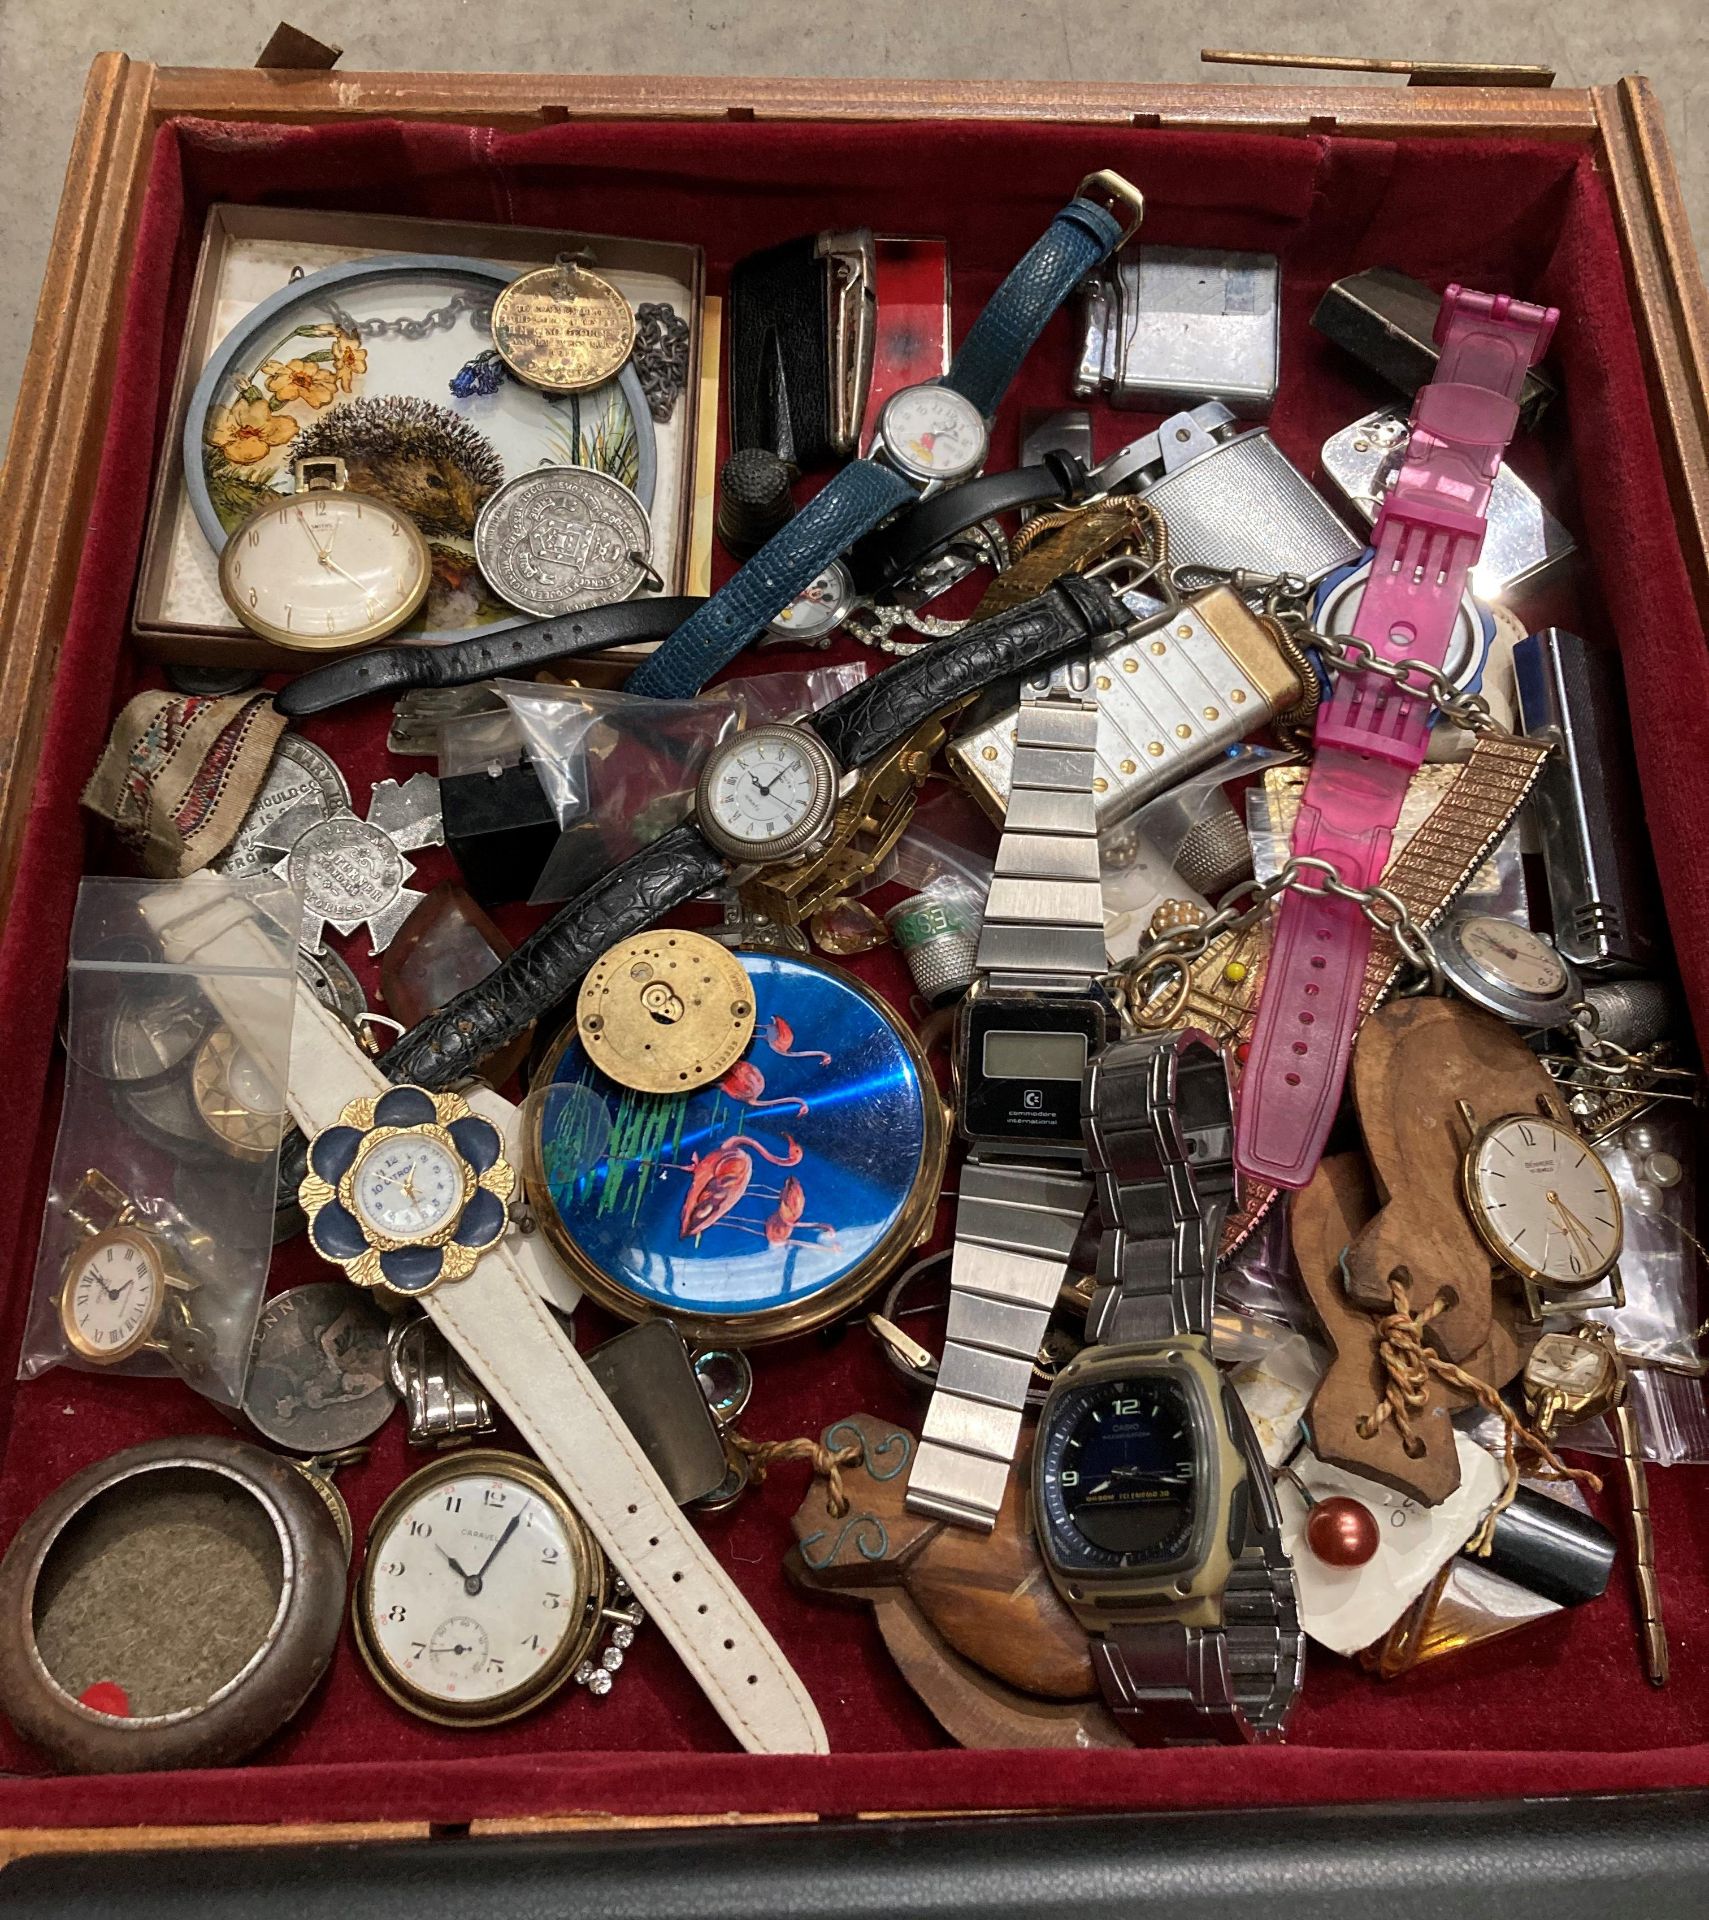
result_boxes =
[351,1449,609,1728]
[0,1434,347,1773]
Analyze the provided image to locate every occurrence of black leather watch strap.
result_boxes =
[813,573,1130,772]
[274,598,706,718]
[849,452,1085,592]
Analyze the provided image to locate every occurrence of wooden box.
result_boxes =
[0,57,1707,1869]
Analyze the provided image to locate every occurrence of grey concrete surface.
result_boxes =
[0,3,1702,462]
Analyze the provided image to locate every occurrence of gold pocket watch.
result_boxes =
[1457,1102,1625,1318]
[353,1450,642,1727]
[219,455,431,650]
[55,1170,210,1376]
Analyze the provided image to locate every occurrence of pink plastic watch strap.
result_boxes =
[1235,286,1558,1189]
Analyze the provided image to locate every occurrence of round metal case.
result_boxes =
[694,725,842,866]
[1433,910,1583,1028]
[0,1434,347,1772]
[528,951,946,1344]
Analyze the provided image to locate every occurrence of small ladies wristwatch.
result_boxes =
[624,172,1143,701]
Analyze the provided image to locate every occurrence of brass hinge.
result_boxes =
[1200,49,1555,89]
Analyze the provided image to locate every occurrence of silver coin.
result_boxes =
[474,466,653,618]
[296,945,368,1026]
[243,1284,398,1453]
[216,736,352,878]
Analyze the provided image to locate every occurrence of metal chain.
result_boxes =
[1108,854,1442,1029]
[1313,632,1504,737]
[320,291,494,343]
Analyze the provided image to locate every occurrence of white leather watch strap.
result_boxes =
[141,880,828,1756]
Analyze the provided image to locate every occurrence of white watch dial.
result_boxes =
[1467,1114,1622,1286]
[222,491,427,645]
[351,1135,464,1239]
[364,1467,582,1709]
[64,1231,165,1360]
[767,562,853,640]
[703,733,829,851]
[880,385,987,483]
[1453,915,1570,997]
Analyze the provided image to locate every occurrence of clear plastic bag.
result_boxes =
[22,876,300,1406]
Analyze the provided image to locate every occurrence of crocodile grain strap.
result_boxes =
[624,463,916,700]
[945,198,1126,418]
[1236,286,1557,1189]
[275,598,705,718]
[813,574,1128,773]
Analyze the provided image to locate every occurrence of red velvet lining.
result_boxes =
[0,111,1706,1830]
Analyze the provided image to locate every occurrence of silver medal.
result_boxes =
[216,736,352,879]
[273,774,444,956]
[474,466,653,618]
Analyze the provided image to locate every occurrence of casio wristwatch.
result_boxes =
[625,172,1142,701]
[1034,1029,1303,1743]
[904,657,1112,1531]
[265,576,1135,1215]
[1236,283,1557,1190]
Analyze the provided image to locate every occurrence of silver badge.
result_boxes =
[216,735,352,878]
[273,774,444,955]
[243,1283,398,1454]
[473,465,653,618]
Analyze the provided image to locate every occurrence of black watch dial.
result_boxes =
[1040,1374,1202,1570]
[955,993,1109,1150]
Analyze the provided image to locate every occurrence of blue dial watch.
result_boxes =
[625,171,1143,701]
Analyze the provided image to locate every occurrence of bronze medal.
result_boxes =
[492,257,636,395]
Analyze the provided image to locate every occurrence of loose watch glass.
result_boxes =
[350,1134,465,1239]
[355,1451,605,1725]
[879,384,988,485]
[219,469,431,650]
[1041,1375,1201,1569]
[696,726,839,864]
[59,1228,166,1363]
[1464,1114,1622,1287]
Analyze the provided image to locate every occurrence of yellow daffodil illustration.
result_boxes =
[208,397,298,465]
[261,357,338,408]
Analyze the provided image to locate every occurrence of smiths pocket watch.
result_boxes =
[1434,910,1583,1029]
[219,456,431,650]
[353,1449,641,1726]
[0,1434,347,1772]
[1459,1104,1624,1312]
[54,1171,210,1376]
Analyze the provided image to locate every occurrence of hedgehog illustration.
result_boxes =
[289,395,505,537]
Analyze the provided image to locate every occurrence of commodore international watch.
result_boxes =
[1033,1028,1304,1742]
[904,657,1113,1531]
[624,172,1143,701]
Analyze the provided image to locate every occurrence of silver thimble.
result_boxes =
[886,887,983,1007]
[1581,978,1673,1054]
[1171,793,1254,899]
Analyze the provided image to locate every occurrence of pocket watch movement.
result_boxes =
[353,1449,639,1726]
[1434,910,1583,1028]
[218,456,431,650]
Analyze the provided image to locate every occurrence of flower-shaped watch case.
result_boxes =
[299,1085,516,1295]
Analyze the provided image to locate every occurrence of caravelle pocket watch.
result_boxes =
[219,455,431,650]
[54,1171,210,1377]
[353,1449,643,1726]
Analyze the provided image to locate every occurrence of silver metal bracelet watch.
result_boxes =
[904,659,1111,1531]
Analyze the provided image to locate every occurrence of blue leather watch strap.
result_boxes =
[945,196,1126,420]
[624,461,914,700]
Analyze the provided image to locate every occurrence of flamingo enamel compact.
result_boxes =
[526,953,946,1344]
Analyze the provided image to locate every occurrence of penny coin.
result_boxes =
[491,261,635,395]
[216,736,352,879]
[474,466,653,619]
[243,1284,398,1453]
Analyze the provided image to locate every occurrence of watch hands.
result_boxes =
[317,552,371,595]
[473,1513,521,1583]
[297,513,330,563]
[435,1542,475,1582]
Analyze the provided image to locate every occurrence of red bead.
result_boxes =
[1305,1495,1380,1568]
